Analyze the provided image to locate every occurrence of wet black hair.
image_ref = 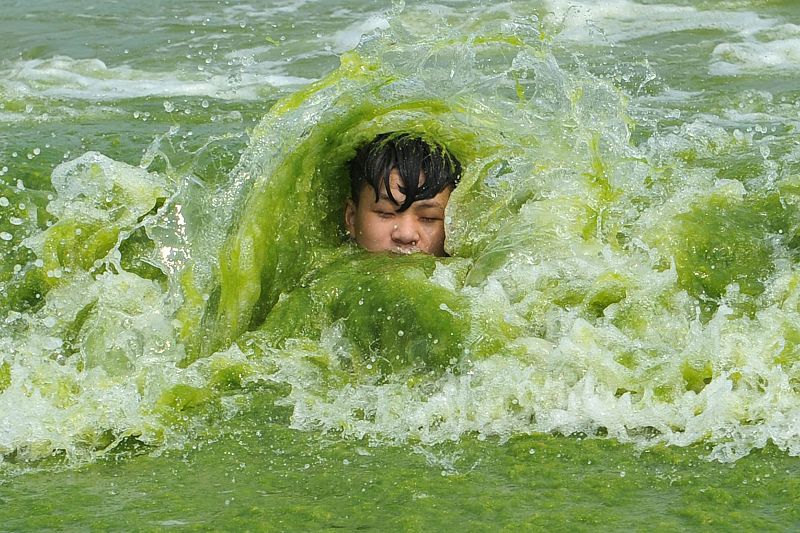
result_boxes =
[349,133,461,212]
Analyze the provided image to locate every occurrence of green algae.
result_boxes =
[1,394,797,531]
[0,362,9,394]
[2,0,800,481]
[673,189,775,301]
[202,86,486,358]
[156,384,213,412]
[1,1,800,530]
[260,253,471,373]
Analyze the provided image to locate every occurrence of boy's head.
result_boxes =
[345,133,461,256]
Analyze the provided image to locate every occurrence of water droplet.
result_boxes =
[163,101,175,112]
[10,217,23,225]
[201,100,209,109]
[0,232,12,241]
[0,197,8,207]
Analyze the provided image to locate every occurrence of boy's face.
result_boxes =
[345,168,452,256]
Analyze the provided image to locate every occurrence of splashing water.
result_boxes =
[2,2,799,471]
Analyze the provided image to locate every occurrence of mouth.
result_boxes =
[392,245,422,255]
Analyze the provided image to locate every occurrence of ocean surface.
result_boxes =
[1,0,799,529]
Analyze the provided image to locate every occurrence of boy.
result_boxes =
[344,133,462,256]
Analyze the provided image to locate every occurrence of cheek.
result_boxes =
[425,221,446,241]
[420,222,447,252]
[357,214,391,241]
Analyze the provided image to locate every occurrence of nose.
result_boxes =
[391,215,420,245]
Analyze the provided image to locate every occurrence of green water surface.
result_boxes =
[2,0,800,530]
[2,395,797,531]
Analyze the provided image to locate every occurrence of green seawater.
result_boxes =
[1,0,799,529]
[3,396,798,531]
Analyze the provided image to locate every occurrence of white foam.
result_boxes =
[330,15,391,53]
[545,0,775,43]
[0,56,313,102]
[275,280,800,462]
[543,0,800,79]
[711,37,800,75]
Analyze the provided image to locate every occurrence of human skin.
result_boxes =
[344,168,452,256]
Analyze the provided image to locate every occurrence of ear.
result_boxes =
[344,199,357,237]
